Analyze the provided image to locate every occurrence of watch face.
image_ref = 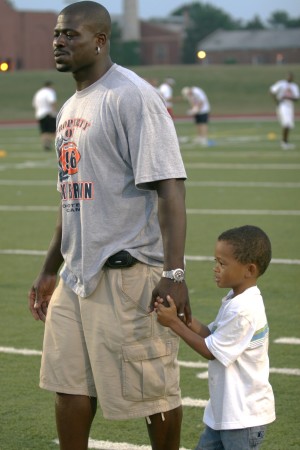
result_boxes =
[174,269,184,282]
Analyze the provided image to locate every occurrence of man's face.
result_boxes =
[53,13,97,74]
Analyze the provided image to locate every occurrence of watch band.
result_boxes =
[162,268,185,282]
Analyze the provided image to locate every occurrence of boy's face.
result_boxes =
[214,240,255,296]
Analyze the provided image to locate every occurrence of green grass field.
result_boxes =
[0,66,300,449]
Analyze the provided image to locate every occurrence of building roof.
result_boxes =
[199,29,300,51]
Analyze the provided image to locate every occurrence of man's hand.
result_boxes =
[28,274,57,322]
[150,277,191,325]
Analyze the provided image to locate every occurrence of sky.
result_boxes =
[11,0,300,23]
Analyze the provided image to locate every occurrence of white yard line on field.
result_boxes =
[0,179,55,186]
[53,438,191,450]
[1,180,300,188]
[185,255,300,265]
[274,338,300,345]
[1,249,300,265]
[184,163,300,170]
[0,160,55,171]
[0,205,57,212]
[1,205,299,216]
[186,209,300,216]
[186,181,300,188]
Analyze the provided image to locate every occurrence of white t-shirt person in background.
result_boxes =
[32,81,57,151]
[158,77,175,118]
[270,72,299,150]
[182,86,211,147]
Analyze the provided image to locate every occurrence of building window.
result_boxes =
[154,43,169,64]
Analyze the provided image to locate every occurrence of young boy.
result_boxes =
[155,225,276,450]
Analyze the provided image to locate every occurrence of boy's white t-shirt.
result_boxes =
[204,286,276,430]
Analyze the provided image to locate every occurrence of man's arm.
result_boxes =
[28,206,64,322]
[150,178,192,324]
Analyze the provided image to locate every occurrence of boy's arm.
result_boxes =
[189,316,211,338]
[155,295,214,360]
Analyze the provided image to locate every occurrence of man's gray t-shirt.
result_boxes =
[55,64,187,297]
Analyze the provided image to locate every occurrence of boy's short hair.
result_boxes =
[218,225,272,276]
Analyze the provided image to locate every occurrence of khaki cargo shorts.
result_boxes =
[40,263,181,420]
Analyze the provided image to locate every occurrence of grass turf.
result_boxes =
[0,67,300,449]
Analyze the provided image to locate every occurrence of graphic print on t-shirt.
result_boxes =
[56,118,94,209]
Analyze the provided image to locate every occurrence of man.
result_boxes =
[158,77,175,118]
[28,2,190,450]
[182,86,211,146]
[270,72,299,150]
[32,81,57,151]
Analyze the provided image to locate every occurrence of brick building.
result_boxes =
[0,0,57,70]
[140,20,183,65]
[0,0,184,70]
[198,29,300,65]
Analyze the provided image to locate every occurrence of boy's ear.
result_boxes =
[246,263,259,278]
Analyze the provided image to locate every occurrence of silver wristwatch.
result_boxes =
[162,268,185,283]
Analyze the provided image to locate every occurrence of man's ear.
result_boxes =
[95,32,107,48]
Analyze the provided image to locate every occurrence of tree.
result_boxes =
[171,2,241,63]
[268,10,300,28]
[244,15,266,30]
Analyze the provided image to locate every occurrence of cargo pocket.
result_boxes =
[121,336,179,401]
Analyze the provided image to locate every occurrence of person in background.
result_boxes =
[28,2,190,450]
[32,81,57,151]
[159,77,175,118]
[182,86,211,146]
[155,225,276,450]
[270,72,299,150]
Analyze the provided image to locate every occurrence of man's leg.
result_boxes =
[41,132,55,150]
[146,405,183,450]
[55,393,97,450]
[283,127,289,143]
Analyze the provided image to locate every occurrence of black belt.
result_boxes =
[105,250,138,268]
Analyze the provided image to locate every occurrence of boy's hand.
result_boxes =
[155,295,183,327]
